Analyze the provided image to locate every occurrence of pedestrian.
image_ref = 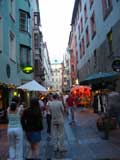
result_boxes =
[101,92,107,113]
[7,101,23,160]
[39,97,45,109]
[21,97,43,159]
[66,93,76,125]
[48,93,67,152]
[45,94,52,139]
[102,86,120,139]
[62,93,69,115]
[107,90,120,125]
[63,94,68,106]
[92,92,99,113]
[38,97,46,117]
[11,96,23,115]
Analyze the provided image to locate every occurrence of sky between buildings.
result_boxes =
[39,0,75,63]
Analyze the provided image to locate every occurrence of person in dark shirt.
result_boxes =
[21,97,43,159]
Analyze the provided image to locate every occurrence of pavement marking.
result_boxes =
[64,120,76,143]
[78,137,102,144]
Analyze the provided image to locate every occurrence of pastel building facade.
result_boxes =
[0,0,38,120]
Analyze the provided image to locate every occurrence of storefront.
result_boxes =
[71,85,92,107]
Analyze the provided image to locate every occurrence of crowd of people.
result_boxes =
[6,87,120,159]
[92,86,120,139]
[7,92,76,160]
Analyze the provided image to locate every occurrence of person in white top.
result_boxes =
[7,101,23,160]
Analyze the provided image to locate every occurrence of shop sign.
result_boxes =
[22,66,33,74]
[112,59,120,72]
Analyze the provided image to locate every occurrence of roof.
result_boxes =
[71,0,79,25]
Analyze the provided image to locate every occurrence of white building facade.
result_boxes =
[43,42,52,89]
[51,62,63,93]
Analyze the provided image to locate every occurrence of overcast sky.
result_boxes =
[39,0,75,63]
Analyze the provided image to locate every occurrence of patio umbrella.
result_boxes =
[17,80,47,92]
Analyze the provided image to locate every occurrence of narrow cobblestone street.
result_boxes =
[1,108,120,160]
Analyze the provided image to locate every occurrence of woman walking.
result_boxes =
[7,101,23,160]
[21,97,43,159]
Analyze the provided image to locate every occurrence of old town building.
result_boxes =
[71,0,120,90]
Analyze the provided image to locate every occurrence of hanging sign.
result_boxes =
[22,66,33,74]
[112,59,120,72]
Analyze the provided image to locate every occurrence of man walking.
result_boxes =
[48,93,67,152]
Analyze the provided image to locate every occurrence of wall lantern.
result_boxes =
[22,66,33,74]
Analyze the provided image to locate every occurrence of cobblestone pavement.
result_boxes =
[1,108,120,160]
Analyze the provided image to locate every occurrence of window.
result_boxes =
[71,65,74,72]
[90,0,94,8]
[78,2,81,15]
[76,10,79,23]
[34,33,39,49]
[87,59,90,73]
[102,0,112,19]
[80,17,83,32]
[79,0,82,11]
[94,49,97,69]
[86,26,89,47]
[35,59,39,73]
[78,23,80,39]
[75,35,77,47]
[34,12,40,26]
[0,17,2,53]
[75,17,77,28]
[107,30,113,55]
[19,10,30,32]
[82,37,85,55]
[76,51,78,64]
[84,4,87,22]
[10,0,15,20]
[79,38,85,59]
[90,11,96,39]
[106,0,112,8]
[9,31,16,61]
[80,42,82,58]
[20,45,31,66]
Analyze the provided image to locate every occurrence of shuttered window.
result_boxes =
[102,0,113,19]
[20,45,31,66]
[19,10,30,32]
